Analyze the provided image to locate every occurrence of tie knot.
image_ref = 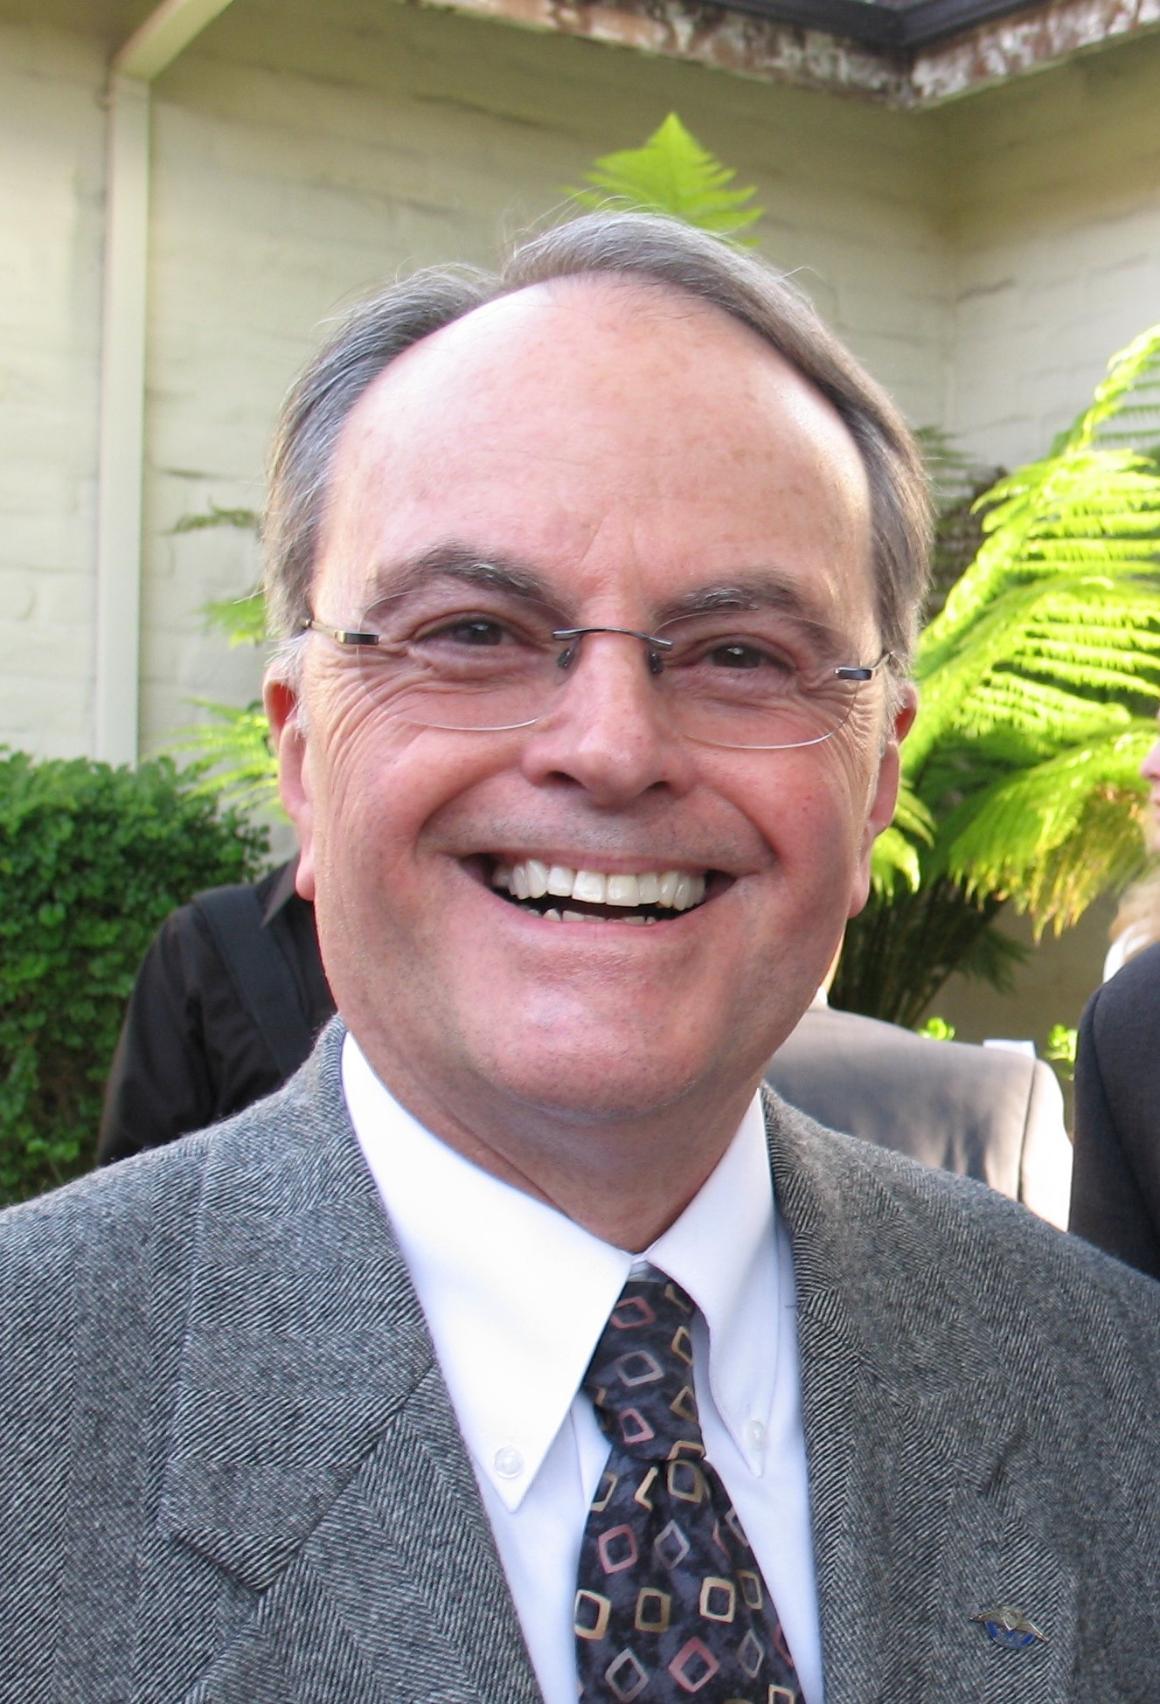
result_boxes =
[583,1270,702,1462]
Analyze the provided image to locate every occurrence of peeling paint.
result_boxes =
[912,0,1160,103]
[413,0,911,100]
[411,0,1160,107]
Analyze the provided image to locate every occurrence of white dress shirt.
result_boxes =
[343,1034,823,1703]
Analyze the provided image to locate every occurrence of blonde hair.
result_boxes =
[1110,866,1160,966]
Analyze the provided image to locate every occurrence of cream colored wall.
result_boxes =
[941,29,1160,471]
[136,0,950,758]
[0,14,109,757]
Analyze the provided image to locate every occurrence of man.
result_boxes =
[97,857,334,1163]
[2,213,1159,1702]
[1070,940,1160,1277]
[1070,714,1160,1276]
[768,990,1072,1227]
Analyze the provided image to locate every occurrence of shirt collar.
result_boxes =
[343,1035,780,1510]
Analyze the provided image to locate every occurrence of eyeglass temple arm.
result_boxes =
[302,618,383,648]
[834,650,893,683]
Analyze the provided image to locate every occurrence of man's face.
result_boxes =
[269,279,912,1140]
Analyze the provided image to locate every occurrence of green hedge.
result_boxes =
[0,749,268,1205]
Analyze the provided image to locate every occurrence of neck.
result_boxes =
[360,1045,760,1251]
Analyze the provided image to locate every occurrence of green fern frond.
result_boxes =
[869,826,922,897]
[887,326,1160,948]
[202,589,268,647]
[941,723,1153,927]
[1065,325,1160,454]
[910,576,1160,775]
[869,781,935,898]
[167,700,281,814]
[568,115,763,246]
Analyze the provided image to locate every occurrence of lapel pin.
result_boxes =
[970,1605,1049,1650]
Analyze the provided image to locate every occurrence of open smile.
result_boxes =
[488,858,717,925]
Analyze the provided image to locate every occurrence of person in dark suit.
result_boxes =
[97,856,334,1163]
[3,212,1160,1702]
[1070,939,1160,1277]
[1069,716,1160,1277]
[767,998,1071,1226]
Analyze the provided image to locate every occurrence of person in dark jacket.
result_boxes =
[97,857,334,1164]
[1070,939,1160,1279]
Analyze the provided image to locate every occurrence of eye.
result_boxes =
[706,640,793,673]
[427,616,510,648]
[699,636,800,676]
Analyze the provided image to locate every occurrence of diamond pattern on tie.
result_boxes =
[574,1268,802,1701]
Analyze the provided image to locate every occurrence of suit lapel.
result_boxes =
[157,1024,540,1702]
[764,1091,1077,1702]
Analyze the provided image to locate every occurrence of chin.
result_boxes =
[478,1035,717,1126]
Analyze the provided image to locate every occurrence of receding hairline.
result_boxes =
[336,266,867,451]
[262,210,930,672]
[312,272,874,650]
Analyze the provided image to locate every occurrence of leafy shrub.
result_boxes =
[0,749,268,1204]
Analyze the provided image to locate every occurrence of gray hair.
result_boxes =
[263,211,931,674]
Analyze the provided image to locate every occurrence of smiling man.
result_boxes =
[3,213,1160,1703]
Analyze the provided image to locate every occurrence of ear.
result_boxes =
[847,683,918,920]
[264,674,316,902]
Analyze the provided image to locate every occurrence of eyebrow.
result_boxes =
[367,544,558,610]
[651,570,847,644]
[366,547,847,645]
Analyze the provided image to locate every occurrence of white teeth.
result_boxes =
[673,874,698,911]
[543,908,562,921]
[495,860,708,912]
[606,874,640,907]
[547,864,575,897]
[572,869,607,905]
[657,870,681,906]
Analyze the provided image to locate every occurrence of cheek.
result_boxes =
[743,746,873,859]
[305,698,499,893]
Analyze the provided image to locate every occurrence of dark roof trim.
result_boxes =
[754,0,1039,49]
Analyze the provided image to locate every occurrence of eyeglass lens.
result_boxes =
[336,598,876,750]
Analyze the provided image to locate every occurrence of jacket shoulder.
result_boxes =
[767,1090,1160,1348]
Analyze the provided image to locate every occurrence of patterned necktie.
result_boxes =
[574,1268,802,1702]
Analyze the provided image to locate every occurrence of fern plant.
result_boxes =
[839,328,1160,1022]
[167,699,280,813]
[568,114,762,245]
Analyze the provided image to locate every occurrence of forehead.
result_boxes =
[316,277,874,630]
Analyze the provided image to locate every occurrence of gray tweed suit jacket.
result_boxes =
[3,1020,1159,1702]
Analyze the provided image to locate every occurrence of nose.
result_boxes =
[519,627,694,805]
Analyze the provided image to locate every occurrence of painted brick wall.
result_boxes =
[0,15,107,757]
[942,29,1160,471]
[135,0,949,761]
